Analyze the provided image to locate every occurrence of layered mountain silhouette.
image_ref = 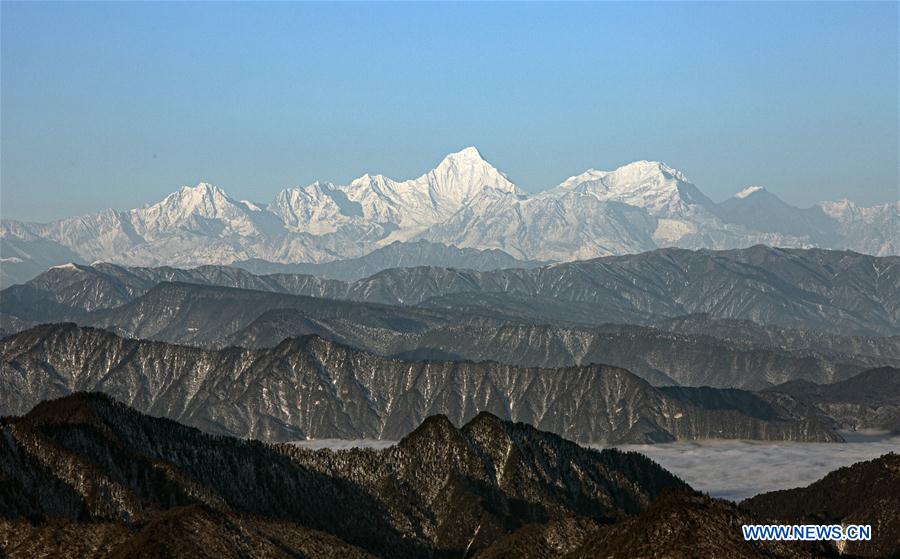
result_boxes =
[4,246,898,337]
[0,323,860,444]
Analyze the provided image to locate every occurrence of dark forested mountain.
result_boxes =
[231,239,546,280]
[4,246,898,335]
[2,393,866,558]
[742,453,900,558]
[534,492,829,559]
[766,367,900,431]
[0,392,687,558]
[0,324,842,444]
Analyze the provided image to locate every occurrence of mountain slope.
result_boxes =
[0,324,841,443]
[742,453,900,558]
[718,187,839,242]
[558,491,827,559]
[766,367,900,431]
[83,281,460,346]
[0,392,687,558]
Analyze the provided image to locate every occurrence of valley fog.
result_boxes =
[609,432,900,501]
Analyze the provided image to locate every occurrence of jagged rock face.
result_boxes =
[1,148,896,286]
[5,246,897,336]
[742,453,900,558]
[0,324,841,444]
[0,393,687,558]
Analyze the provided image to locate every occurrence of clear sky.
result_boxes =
[2,1,898,222]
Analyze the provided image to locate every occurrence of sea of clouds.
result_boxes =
[606,432,900,501]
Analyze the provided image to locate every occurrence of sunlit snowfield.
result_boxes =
[291,433,900,501]
[606,432,900,501]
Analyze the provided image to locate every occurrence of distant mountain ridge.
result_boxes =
[5,246,898,336]
[0,323,843,444]
[2,147,896,284]
[8,278,893,389]
[231,239,547,280]
[766,367,900,431]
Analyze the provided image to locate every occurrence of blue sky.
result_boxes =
[2,1,898,221]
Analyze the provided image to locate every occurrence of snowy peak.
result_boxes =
[555,168,605,190]
[269,181,356,234]
[551,160,687,196]
[439,146,485,165]
[735,186,766,199]
[426,146,520,202]
[129,182,269,237]
[819,198,858,218]
[545,160,713,220]
[612,160,687,182]
[273,181,337,203]
[148,182,236,216]
[48,262,86,271]
[722,186,804,215]
[281,146,527,235]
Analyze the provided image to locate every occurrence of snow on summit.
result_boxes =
[1,146,897,278]
[735,186,765,199]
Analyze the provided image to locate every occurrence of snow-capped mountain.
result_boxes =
[544,160,717,217]
[1,146,897,285]
[270,146,521,240]
[129,182,281,238]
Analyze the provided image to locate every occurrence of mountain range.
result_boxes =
[765,366,900,432]
[5,392,894,558]
[4,246,898,337]
[3,247,897,393]
[2,147,897,285]
[0,322,875,444]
